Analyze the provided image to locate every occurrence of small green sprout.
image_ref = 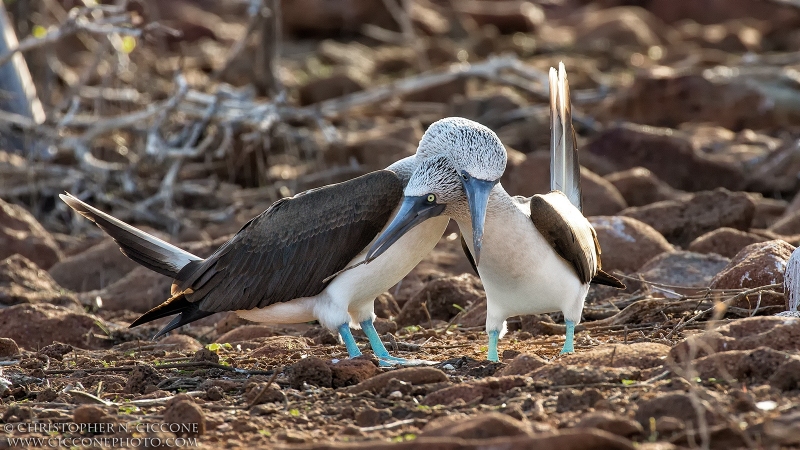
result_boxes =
[118,404,140,414]
[391,433,417,442]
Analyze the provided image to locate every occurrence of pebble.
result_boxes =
[348,367,448,394]
[0,338,20,357]
[163,397,205,436]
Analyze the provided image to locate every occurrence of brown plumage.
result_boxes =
[62,170,404,337]
[529,194,624,289]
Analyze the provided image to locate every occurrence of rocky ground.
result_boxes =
[2,0,800,448]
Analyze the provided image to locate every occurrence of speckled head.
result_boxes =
[417,117,507,182]
[415,117,507,265]
[405,156,464,203]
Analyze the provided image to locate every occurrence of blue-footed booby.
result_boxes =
[366,64,625,362]
[60,152,451,366]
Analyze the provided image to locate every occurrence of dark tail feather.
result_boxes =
[591,269,626,289]
[129,295,215,339]
[60,192,202,278]
[152,307,214,339]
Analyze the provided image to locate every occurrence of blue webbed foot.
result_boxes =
[360,319,437,366]
[487,329,500,362]
[560,319,575,355]
[377,356,437,367]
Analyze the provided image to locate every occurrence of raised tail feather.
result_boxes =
[60,192,202,278]
[61,193,212,337]
[548,65,625,291]
[549,61,582,212]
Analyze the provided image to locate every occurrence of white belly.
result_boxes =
[457,205,587,334]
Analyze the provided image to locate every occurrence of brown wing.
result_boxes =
[131,170,404,334]
[180,169,404,311]
[529,193,596,284]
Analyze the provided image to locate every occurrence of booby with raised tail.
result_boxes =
[366,64,625,362]
[61,153,451,365]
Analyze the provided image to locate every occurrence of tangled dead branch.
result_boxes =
[0,0,610,236]
[0,2,176,69]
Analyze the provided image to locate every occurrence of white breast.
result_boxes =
[457,196,587,335]
[325,214,450,321]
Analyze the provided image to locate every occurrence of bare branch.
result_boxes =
[0,5,148,68]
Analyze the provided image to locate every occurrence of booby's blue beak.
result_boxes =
[365,196,446,263]
[462,176,496,267]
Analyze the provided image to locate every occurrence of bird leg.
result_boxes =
[487,329,500,362]
[560,319,575,354]
[361,319,404,367]
[337,323,362,358]
[360,320,396,359]
[360,319,438,367]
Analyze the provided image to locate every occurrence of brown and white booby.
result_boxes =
[61,153,451,365]
[366,64,625,361]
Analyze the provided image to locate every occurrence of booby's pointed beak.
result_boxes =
[462,177,496,267]
[365,196,446,263]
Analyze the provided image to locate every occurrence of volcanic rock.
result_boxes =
[423,376,526,406]
[586,124,744,192]
[163,395,205,436]
[289,357,333,389]
[572,6,672,51]
[0,198,62,269]
[0,303,110,350]
[590,216,673,274]
[709,240,793,308]
[669,316,800,363]
[688,228,769,258]
[621,188,755,246]
[581,169,628,216]
[216,325,278,344]
[634,393,718,429]
[0,338,20,357]
[78,267,171,312]
[422,412,531,439]
[48,239,138,292]
[497,353,549,376]
[769,210,800,236]
[561,342,670,369]
[605,167,686,207]
[0,255,80,308]
[636,251,730,290]
[574,412,644,437]
[396,274,485,326]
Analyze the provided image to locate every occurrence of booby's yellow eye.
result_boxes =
[426,194,436,203]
